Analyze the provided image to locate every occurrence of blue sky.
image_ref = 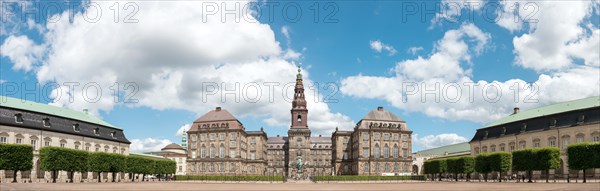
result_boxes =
[1,0,599,152]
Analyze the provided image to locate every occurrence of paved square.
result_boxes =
[1,182,599,191]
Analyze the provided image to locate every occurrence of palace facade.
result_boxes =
[470,96,600,178]
[0,96,130,183]
[185,67,413,177]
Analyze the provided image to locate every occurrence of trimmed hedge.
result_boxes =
[446,156,475,181]
[39,147,89,183]
[475,153,491,182]
[488,152,511,182]
[512,147,560,183]
[175,175,285,182]
[568,142,600,183]
[313,175,426,182]
[424,159,447,181]
[0,144,33,183]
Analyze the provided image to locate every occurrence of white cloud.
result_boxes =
[413,133,468,149]
[407,46,424,55]
[396,23,489,82]
[505,1,599,71]
[5,0,351,136]
[176,124,191,137]
[129,138,172,153]
[341,23,600,124]
[0,35,45,72]
[370,40,397,56]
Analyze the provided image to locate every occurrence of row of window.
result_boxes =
[353,162,411,173]
[361,132,409,142]
[474,133,600,154]
[0,134,125,154]
[13,113,117,138]
[191,146,258,160]
[363,146,409,159]
[189,163,257,173]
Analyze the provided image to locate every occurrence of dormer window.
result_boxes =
[501,127,506,135]
[93,128,100,136]
[577,114,585,124]
[549,119,557,127]
[14,113,23,123]
[73,123,80,132]
[521,123,527,132]
[110,131,116,139]
[43,118,51,127]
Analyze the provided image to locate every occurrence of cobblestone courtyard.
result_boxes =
[2,182,599,191]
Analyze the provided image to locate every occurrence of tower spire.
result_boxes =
[291,65,308,128]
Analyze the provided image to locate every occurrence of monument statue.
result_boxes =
[296,158,303,171]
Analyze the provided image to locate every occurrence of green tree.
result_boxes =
[126,155,148,182]
[89,152,111,182]
[39,147,89,183]
[106,153,126,182]
[428,159,446,181]
[512,149,536,183]
[567,143,600,183]
[446,157,460,181]
[0,144,33,183]
[474,153,491,182]
[423,160,435,181]
[488,152,512,182]
[534,147,560,183]
[457,156,475,182]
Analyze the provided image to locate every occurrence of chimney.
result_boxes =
[83,109,88,114]
[319,134,322,137]
[216,107,222,111]
[377,106,383,111]
[277,134,280,137]
[513,107,520,115]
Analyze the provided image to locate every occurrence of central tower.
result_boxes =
[291,67,308,129]
[287,66,311,178]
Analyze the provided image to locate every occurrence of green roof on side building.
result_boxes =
[0,96,118,129]
[481,96,600,129]
[413,142,471,155]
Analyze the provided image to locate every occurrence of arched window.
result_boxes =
[561,135,570,149]
[297,115,302,124]
[474,147,480,154]
[374,144,380,158]
[519,140,526,149]
[385,163,391,172]
[393,144,399,158]
[210,145,216,158]
[591,132,599,142]
[219,144,225,158]
[200,145,206,158]
[383,144,390,158]
[230,162,236,172]
[490,144,496,152]
[533,139,541,148]
[509,142,516,151]
[499,143,506,151]
[548,137,557,147]
[576,133,585,143]
[482,146,488,152]
[0,132,8,144]
[394,163,399,173]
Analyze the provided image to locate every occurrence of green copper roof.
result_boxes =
[0,96,118,129]
[414,142,470,155]
[482,96,600,129]
[130,152,168,160]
